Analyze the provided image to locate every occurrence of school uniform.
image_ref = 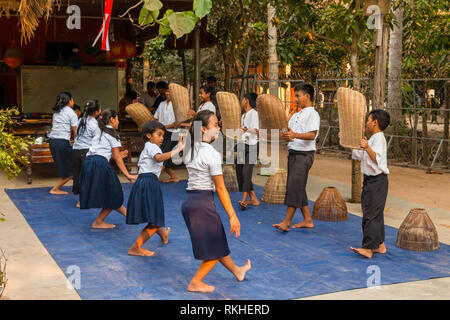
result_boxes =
[235,108,259,193]
[154,100,179,169]
[126,142,165,226]
[72,116,99,194]
[285,106,320,208]
[352,132,389,249]
[79,127,123,210]
[48,106,79,178]
[181,142,230,260]
[198,101,216,115]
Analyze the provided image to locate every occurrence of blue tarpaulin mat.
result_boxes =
[5,181,450,300]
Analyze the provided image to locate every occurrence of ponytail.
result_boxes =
[77,99,101,136]
[97,109,120,141]
[53,92,72,113]
[188,109,215,162]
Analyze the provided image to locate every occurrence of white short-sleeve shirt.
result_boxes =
[73,116,100,150]
[287,106,321,151]
[154,100,179,133]
[138,142,164,177]
[185,142,223,191]
[198,101,216,115]
[352,132,390,176]
[87,125,122,161]
[241,108,259,146]
[141,91,157,109]
[48,106,79,140]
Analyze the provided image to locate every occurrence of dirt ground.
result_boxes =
[310,153,450,211]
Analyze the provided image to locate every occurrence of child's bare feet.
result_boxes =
[128,244,155,257]
[50,188,68,195]
[238,201,247,211]
[235,260,251,282]
[292,220,314,229]
[372,242,387,254]
[247,199,260,206]
[91,221,116,229]
[188,281,215,293]
[158,227,171,245]
[350,247,373,258]
[272,221,290,232]
[76,201,80,208]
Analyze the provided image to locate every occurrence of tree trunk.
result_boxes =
[267,2,279,96]
[422,110,430,167]
[178,50,188,87]
[387,5,405,156]
[444,83,449,168]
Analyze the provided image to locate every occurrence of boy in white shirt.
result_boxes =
[350,109,390,259]
[273,83,320,232]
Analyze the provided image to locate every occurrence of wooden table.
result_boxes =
[24,143,54,184]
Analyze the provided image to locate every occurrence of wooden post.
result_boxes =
[193,23,201,109]
[443,83,449,167]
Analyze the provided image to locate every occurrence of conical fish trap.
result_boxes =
[257,94,288,142]
[169,83,191,123]
[262,169,287,204]
[125,103,155,131]
[216,91,243,141]
[223,164,238,192]
[312,187,348,221]
[396,208,439,251]
[337,87,367,149]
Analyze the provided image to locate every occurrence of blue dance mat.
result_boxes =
[5,182,450,300]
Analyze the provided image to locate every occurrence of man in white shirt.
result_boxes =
[273,83,320,232]
[350,109,390,259]
[141,81,158,113]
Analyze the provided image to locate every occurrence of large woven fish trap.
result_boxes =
[312,186,348,222]
[125,103,155,131]
[337,87,367,149]
[169,83,191,123]
[216,91,243,142]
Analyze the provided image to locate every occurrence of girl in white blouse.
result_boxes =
[48,92,78,195]
[181,85,217,129]
[181,110,251,293]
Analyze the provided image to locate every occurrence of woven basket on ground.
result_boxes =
[396,208,439,251]
[262,168,287,204]
[223,164,239,192]
[337,87,367,149]
[216,91,243,142]
[312,187,348,221]
[169,83,191,123]
[125,103,155,131]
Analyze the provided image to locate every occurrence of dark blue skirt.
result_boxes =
[126,173,165,226]
[79,155,124,210]
[49,138,73,178]
[181,190,230,260]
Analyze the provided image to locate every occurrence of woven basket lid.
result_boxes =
[169,83,191,123]
[125,102,155,131]
[337,87,367,149]
[216,91,244,142]
[257,94,288,142]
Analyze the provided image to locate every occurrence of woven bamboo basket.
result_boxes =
[169,83,191,123]
[257,94,290,203]
[312,187,348,221]
[337,87,367,149]
[396,208,439,251]
[223,164,239,192]
[216,91,243,141]
[125,102,155,131]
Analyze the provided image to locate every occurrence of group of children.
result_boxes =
[46,80,391,293]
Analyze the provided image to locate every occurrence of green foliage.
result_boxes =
[194,0,213,19]
[0,108,33,180]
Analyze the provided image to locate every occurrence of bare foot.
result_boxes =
[162,178,180,183]
[247,199,260,206]
[91,221,116,229]
[76,201,80,208]
[238,201,247,211]
[372,243,387,254]
[235,259,252,282]
[188,281,215,293]
[158,227,171,245]
[50,188,68,195]
[292,220,314,229]
[272,222,290,232]
[128,245,155,257]
[350,247,373,259]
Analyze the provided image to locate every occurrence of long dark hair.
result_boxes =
[97,109,120,141]
[188,109,215,161]
[77,99,101,136]
[53,92,72,112]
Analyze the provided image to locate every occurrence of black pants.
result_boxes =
[235,143,258,193]
[161,131,179,169]
[72,149,88,194]
[284,150,315,208]
[361,174,388,249]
